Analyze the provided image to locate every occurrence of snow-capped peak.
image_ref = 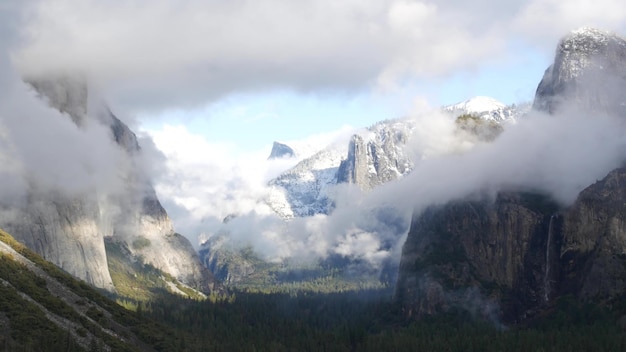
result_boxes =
[443,96,527,122]
[569,27,612,41]
[444,96,506,114]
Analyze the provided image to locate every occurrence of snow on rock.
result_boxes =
[262,96,526,220]
[266,118,416,219]
[534,27,626,115]
[444,96,525,122]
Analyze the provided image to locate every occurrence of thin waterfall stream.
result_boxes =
[544,215,554,302]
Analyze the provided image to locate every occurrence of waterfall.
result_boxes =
[544,215,554,302]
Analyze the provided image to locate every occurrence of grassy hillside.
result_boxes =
[0,229,187,351]
[105,238,207,302]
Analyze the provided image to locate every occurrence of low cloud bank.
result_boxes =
[149,103,626,275]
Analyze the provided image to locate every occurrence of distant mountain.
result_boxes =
[444,96,528,122]
[268,141,296,159]
[200,98,525,287]
[265,117,417,219]
[265,98,525,220]
[336,119,413,191]
[267,144,348,218]
[396,28,626,324]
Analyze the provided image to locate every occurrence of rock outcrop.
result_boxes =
[1,75,216,292]
[268,141,295,159]
[337,121,411,191]
[534,27,626,115]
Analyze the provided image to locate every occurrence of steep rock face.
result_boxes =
[2,193,115,291]
[119,190,215,291]
[534,28,626,115]
[2,75,215,292]
[560,168,626,300]
[395,192,557,321]
[396,169,626,323]
[268,141,295,159]
[337,121,411,191]
[27,75,88,126]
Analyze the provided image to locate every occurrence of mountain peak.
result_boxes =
[534,28,626,115]
[444,96,523,122]
[557,27,624,57]
[445,96,506,114]
[268,141,296,159]
[568,26,612,40]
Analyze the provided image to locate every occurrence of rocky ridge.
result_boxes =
[265,98,522,220]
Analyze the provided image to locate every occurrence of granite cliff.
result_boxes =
[1,75,216,293]
[395,28,626,323]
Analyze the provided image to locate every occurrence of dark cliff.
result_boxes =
[396,28,626,324]
[395,192,559,322]
[396,169,626,323]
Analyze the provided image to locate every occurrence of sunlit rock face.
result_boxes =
[534,27,626,116]
[267,118,415,219]
[337,121,412,191]
[1,75,215,292]
[3,193,116,291]
[396,28,626,324]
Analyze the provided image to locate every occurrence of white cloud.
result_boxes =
[3,1,510,112]
[145,123,355,248]
[7,0,626,116]
[514,0,626,48]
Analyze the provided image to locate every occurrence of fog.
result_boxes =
[152,97,626,276]
[0,9,134,205]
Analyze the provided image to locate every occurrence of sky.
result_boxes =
[4,0,626,271]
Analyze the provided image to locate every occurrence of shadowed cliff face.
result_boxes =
[396,28,626,324]
[560,168,626,301]
[396,169,626,323]
[395,192,559,322]
[1,75,216,293]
